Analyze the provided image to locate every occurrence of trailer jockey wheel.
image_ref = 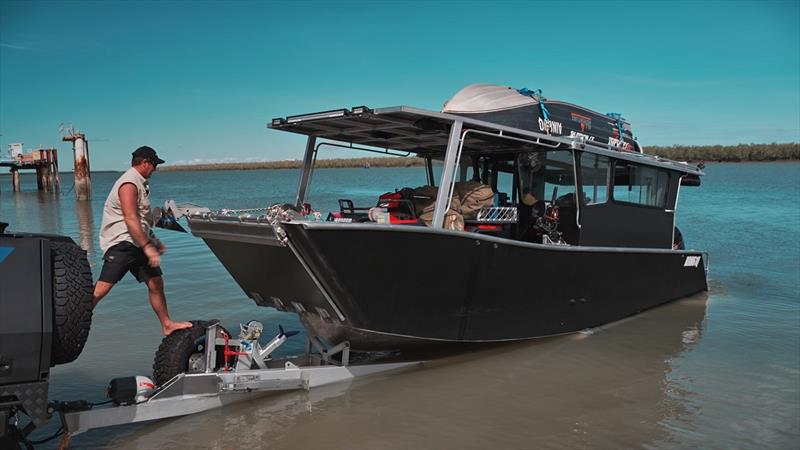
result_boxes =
[152,320,228,386]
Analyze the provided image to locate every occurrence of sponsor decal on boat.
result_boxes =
[538,117,563,135]
[684,255,701,267]
[570,112,592,131]
[570,130,595,141]
[608,137,633,151]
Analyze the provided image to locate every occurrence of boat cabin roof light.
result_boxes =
[268,105,704,177]
[285,109,350,124]
[351,106,372,115]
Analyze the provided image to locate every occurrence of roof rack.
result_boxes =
[268,105,703,176]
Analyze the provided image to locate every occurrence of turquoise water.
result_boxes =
[1,162,798,449]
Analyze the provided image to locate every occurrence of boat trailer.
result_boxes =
[49,321,421,448]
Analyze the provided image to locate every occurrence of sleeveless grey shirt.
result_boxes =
[99,167,154,254]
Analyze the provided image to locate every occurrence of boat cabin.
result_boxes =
[269,106,703,250]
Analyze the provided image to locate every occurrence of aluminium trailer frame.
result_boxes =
[54,322,421,445]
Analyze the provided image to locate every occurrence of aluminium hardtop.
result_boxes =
[268,105,704,177]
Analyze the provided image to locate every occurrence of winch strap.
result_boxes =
[517,87,550,121]
[540,100,550,121]
[607,112,625,139]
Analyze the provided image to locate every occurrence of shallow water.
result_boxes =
[0,162,798,449]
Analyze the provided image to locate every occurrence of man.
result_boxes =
[94,146,192,336]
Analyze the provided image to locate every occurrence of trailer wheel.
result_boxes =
[50,240,94,365]
[153,320,225,386]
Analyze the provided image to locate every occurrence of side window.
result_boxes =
[612,162,670,208]
[497,170,514,201]
[579,153,609,205]
[543,150,576,202]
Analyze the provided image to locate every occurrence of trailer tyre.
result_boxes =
[153,320,217,386]
[50,240,94,365]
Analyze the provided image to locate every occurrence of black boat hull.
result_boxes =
[190,220,708,351]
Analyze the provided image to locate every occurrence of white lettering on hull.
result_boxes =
[608,137,634,151]
[570,131,595,141]
[538,117,563,135]
[684,255,701,267]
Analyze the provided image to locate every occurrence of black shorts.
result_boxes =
[99,241,163,284]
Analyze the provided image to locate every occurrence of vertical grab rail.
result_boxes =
[295,135,317,209]
[431,121,463,228]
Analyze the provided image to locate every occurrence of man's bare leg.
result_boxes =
[93,281,115,308]
[146,276,192,335]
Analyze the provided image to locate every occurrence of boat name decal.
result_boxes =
[538,117,563,135]
[684,255,701,267]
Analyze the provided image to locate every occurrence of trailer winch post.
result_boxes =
[203,324,218,373]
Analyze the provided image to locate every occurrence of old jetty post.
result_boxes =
[33,148,60,192]
[62,127,91,200]
[1,144,60,193]
[10,167,20,192]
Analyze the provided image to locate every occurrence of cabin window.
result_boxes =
[497,170,514,202]
[543,151,576,202]
[579,153,609,205]
[612,162,670,208]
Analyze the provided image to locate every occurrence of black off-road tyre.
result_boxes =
[50,240,93,365]
[153,320,219,386]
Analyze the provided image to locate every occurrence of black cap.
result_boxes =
[132,146,165,165]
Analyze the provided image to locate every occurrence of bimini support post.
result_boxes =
[295,135,317,209]
[432,120,463,228]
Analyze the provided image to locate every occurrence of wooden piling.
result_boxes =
[36,162,46,191]
[52,149,61,192]
[11,168,20,192]
[63,133,91,200]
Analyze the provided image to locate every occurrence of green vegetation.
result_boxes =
[160,157,426,172]
[160,143,798,172]
[646,143,799,162]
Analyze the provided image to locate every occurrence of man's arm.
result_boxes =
[119,183,161,268]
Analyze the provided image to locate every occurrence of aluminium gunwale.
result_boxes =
[188,217,707,258]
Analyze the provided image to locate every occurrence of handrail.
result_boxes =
[315,141,412,158]
[469,128,563,150]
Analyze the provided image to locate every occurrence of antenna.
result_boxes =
[58,123,75,137]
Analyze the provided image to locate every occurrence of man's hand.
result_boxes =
[144,244,161,268]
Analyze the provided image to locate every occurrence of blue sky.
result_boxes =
[1,1,798,170]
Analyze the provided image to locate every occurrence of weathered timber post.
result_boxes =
[63,132,91,200]
[11,167,20,192]
[51,148,61,192]
[35,150,48,192]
